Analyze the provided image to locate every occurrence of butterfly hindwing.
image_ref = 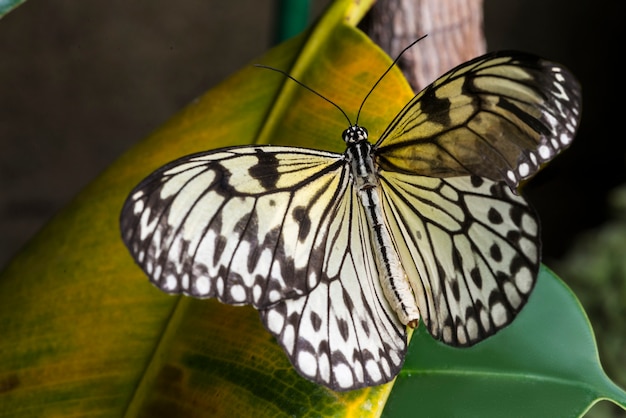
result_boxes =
[374,51,581,190]
[261,178,405,390]
[379,171,539,346]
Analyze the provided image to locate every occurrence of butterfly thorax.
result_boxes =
[344,125,380,191]
[345,136,377,191]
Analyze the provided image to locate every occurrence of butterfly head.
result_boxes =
[342,125,368,144]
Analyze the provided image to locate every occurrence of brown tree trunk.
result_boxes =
[361,0,486,91]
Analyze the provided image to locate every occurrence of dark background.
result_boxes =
[0,0,622,270]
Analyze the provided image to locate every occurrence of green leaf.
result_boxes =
[384,266,626,418]
[0,0,25,19]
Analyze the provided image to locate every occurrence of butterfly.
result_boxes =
[120,48,581,391]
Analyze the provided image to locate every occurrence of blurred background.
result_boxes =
[0,0,623,415]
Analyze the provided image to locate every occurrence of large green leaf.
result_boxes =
[384,266,626,417]
[1,0,624,417]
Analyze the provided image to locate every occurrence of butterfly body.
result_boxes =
[344,126,422,327]
[121,51,581,391]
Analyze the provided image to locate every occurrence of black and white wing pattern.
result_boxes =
[261,173,405,389]
[375,51,581,191]
[379,173,539,346]
[120,146,406,390]
[369,51,580,347]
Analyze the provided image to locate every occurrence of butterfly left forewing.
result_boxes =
[378,171,539,346]
[374,51,581,190]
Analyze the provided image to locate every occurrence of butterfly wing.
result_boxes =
[379,172,539,346]
[121,146,342,306]
[120,145,405,390]
[374,51,582,190]
[261,175,406,390]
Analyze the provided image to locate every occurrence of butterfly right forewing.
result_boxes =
[374,51,581,191]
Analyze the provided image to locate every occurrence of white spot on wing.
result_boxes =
[491,302,507,327]
[165,275,177,291]
[456,325,467,345]
[560,132,572,145]
[230,284,246,302]
[503,281,521,308]
[265,310,284,334]
[518,163,530,178]
[365,360,382,382]
[515,269,534,294]
[252,284,262,304]
[133,199,144,214]
[268,289,281,302]
[333,363,354,389]
[298,351,317,377]
[318,352,331,383]
[507,170,516,183]
[196,276,210,295]
[538,145,551,159]
[182,274,189,290]
[282,324,295,355]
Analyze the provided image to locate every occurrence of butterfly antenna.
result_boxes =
[355,34,428,126]
[254,64,353,126]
